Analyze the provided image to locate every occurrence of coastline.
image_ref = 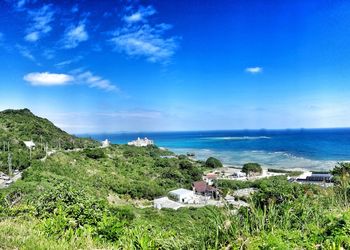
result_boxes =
[170,147,337,171]
[88,129,350,171]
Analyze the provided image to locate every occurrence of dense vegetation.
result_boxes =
[2,160,350,249]
[242,162,262,176]
[0,109,350,249]
[0,109,98,173]
[205,156,223,169]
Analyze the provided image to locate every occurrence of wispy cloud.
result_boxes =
[123,5,156,23]
[71,4,79,13]
[110,5,179,63]
[24,70,119,92]
[62,21,89,49]
[25,4,55,42]
[74,70,118,92]
[16,44,37,62]
[16,0,26,9]
[55,56,82,68]
[25,31,39,42]
[23,72,73,86]
[42,49,55,59]
[14,0,32,11]
[97,110,161,119]
[245,67,263,74]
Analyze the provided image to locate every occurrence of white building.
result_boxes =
[153,197,184,210]
[203,173,218,185]
[168,188,194,203]
[127,137,154,147]
[23,140,35,149]
[101,139,110,148]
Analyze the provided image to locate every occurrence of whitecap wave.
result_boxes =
[171,148,340,171]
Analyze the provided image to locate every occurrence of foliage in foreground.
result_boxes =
[1,141,350,249]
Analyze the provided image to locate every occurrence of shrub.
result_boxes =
[84,149,105,159]
[205,157,223,169]
[242,163,262,176]
[331,162,350,183]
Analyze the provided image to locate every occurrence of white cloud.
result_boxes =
[124,5,156,23]
[23,70,118,92]
[111,23,179,63]
[110,5,179,63]
[245,67,263,74]
[23,72,73,86]
[74,71,118,91]
[62,22,89,49]
[25,4,55,42]
[24,31,39,42]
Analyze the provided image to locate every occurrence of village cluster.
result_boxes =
[152,169,334,210]
[153,172,254,210]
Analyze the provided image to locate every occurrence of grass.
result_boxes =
[1,145,350,249]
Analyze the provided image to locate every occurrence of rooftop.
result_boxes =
[193,181,216,193]
[23,140,35,148]
[169,188,193,197]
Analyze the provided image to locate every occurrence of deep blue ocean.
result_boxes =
[84,128,350,170]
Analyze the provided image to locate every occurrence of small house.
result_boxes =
[153,197,183,210]
[168,188,194,203]
[23,140,35,149]
[101,139,110,148]
[192,181,219,199]
[203,173,217,185]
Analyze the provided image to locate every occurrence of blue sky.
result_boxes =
[1,0,350,133]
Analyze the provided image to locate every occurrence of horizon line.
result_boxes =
[74,126,350,135]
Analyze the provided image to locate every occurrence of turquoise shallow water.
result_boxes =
[83,128,350,170]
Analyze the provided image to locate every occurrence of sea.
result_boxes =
[84,128,350,171]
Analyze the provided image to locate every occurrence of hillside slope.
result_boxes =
[0,108,98,149]
[0,108,99,173]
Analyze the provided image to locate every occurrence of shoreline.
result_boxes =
[105,141,346,172]
[170,148,338,172]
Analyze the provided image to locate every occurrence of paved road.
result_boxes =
[0,172,22,189]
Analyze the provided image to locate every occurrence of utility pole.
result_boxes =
[8,152,12,176]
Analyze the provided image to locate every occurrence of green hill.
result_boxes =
[0,108,98,149]
[0,108,98,172]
